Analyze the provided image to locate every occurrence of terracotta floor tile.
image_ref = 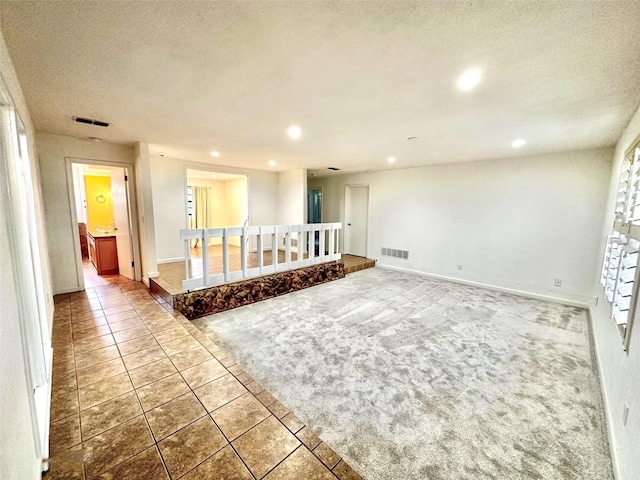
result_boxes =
[181,445,253,480]
[122,345,167,370]
[152,325,190,344]
[73,333,116,354]
[313,442,341,469]
[246,380,265,395]
[169,345,214,371]
[50,391,79,422]
[267,401,290,419]
[160,335,200,356]
[281,413,305,434]
[194,374,247,413]
[80,391,142,440]
[234,372,254,386]
[145,392,206,441]
[108,317,145,333]
[296,426,322,450]
[118,334,159,356]
[71,310,105,323]
[136,373,190,412]
[78,372,133,410]
[332,460,364,480]
[232,415,301,479]
[75,345,120,370]
[94,446,168,480]
[72,324,111,342]
[112,325,151,344]
[180,358,227,389]
[212,393,271,441]
[219,356,237,368]
[49,413,81,454]
[256,390,278,407]
[82,415,154,478]
[76,357,126,388]
[51,372,77,397]
[227,364,244,376]
[99,296,131,308]
[72,317,108,332]
[263,445,335,480]
[158,416,227,478]
[43,446,85,480]
[103,304,135,316]
[128,358,177,389]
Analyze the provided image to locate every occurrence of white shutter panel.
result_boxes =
[626,148,640,224]
[616,157,632,221]
[612,238,639,327]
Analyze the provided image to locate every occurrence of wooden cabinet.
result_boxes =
[78,223,89,258]
[87,233,119,275]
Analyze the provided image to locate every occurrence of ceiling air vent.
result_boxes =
[73,116,111,127]
[327,167,340,171]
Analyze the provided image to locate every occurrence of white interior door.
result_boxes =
[110,168,134,279]
[345,185,369,257]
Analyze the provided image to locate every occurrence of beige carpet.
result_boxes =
[194,268,613,480]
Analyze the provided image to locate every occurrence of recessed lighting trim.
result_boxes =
[288,125,302,139]
[268,160,276,167]
[211,174,218,178]
[387,157,396,164]
[511,138,526,148]
[457,68,482,91]
[210,151,220,157]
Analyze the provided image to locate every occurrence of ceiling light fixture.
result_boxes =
[457,68,482,91]
[288,125,302,139]
[511,138,526,148]
[210,151,220,157]
[211,174,218,178]
[268,160,276,167]
[387,157,396,164]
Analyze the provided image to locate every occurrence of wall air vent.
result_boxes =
[73,116,111,127]
[327,167,340,171]
[381,247,409,260]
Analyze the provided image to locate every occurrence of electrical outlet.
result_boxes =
[554,278,562,287]
[457,264,463,271]
[623,403,629,426]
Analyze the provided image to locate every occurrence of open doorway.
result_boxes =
[69,161,138,288]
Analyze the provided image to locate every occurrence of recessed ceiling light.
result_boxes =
[159,152,165,157]
[88,137,102,142]
[268,160,276,167]
[210,151,220,157]
[211,174,217,178]
[511,138,526,148]
[288,125,302,139]
[387,157,396,164]
[407,136,419,141]
[457,68,482,91]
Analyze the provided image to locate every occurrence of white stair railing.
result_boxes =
[180,222,342,291]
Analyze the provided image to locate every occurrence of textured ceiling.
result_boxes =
[2,1,640,175]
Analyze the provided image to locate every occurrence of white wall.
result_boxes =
[309,147,612,305]
[37,132,135,293]
[152,155,278,262]
[277,168,306,225]
[0,28,49,480]
[590,104,640,480]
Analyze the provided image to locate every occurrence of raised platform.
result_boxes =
[150,254,375,320]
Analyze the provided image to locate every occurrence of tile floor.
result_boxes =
[45,262,362,479]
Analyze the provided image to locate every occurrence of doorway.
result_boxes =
[308,188,322,224]
[344,185,369,257]
[68,161,138,288]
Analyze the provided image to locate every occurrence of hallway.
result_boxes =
[46,268,361,479]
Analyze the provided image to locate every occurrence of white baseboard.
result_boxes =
[587,306,620,480]
[157,257,184,264]
[54,285,84,295]
[376,264,590,309]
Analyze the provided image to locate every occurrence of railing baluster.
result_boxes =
[222,228,229,282]
[241,227,247,278]
[202,229,210,287]
[329,224,335,259]
[319,224,326,262]
[258,227,264,274]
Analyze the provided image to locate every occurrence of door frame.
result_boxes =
[344,184,370,257]
[65,157,142,288]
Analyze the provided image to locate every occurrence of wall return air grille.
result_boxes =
[381,247,409,259]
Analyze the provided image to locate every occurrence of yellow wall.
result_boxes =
[84,175,114,229]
